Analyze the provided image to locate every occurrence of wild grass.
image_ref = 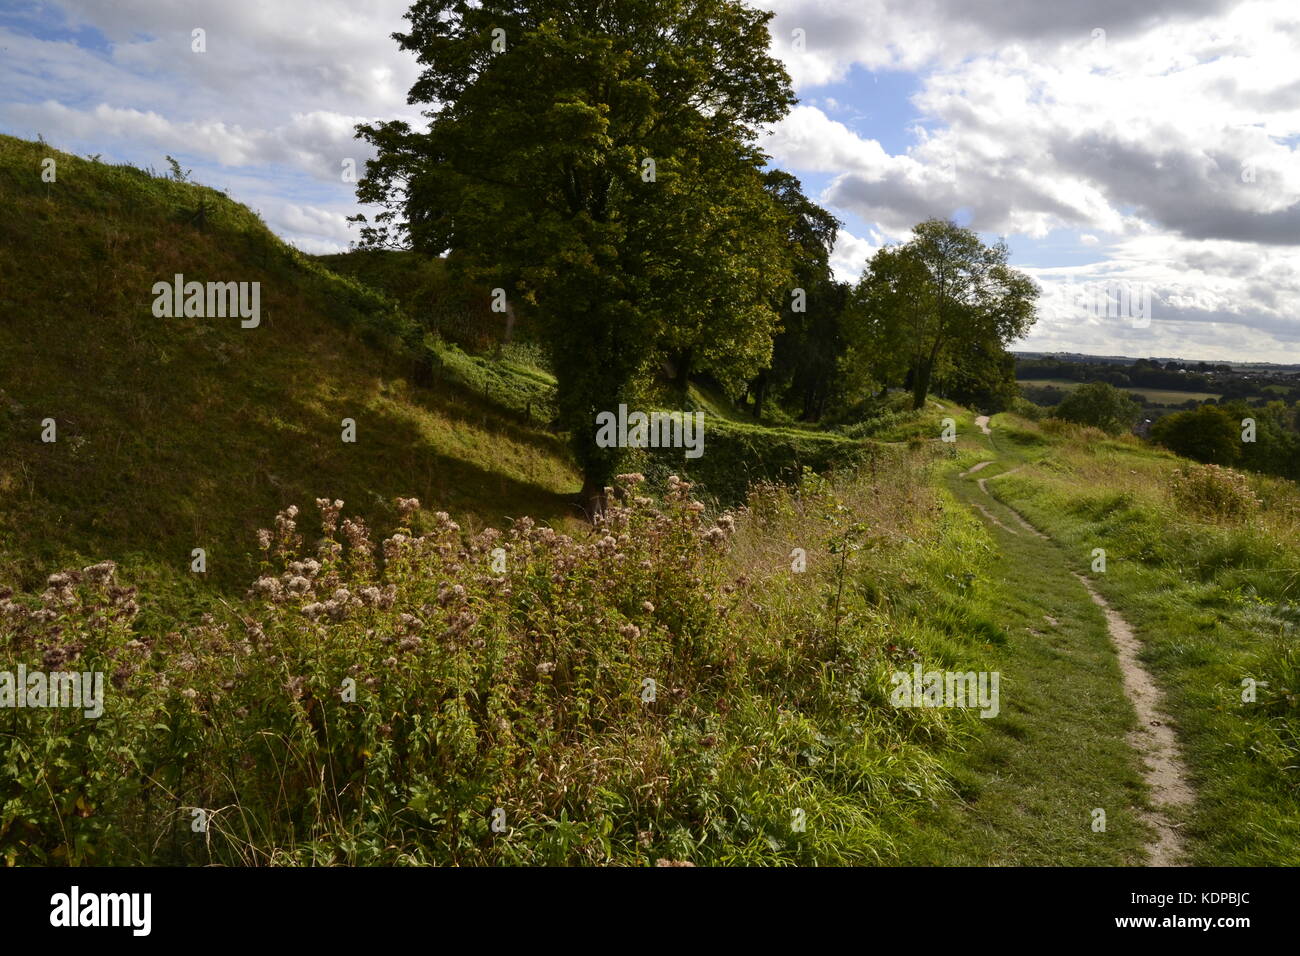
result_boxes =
[1,450,1011,865]
[983,415,1300,864]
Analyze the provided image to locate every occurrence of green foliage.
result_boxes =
[938,336,1020,413]
[1168,464,1262,521]
[843,219,1038,412]
[1054,381,1141,435]
[355,0,800,503]
[0,565,149,865]
[1055,379,1138,434]
[1149,403,1241,464]
[841,243,931,397]
[1218,400,1300,480]
[633,419,878,505]
[316,250,517,354]
[745,171,847,422]
[1010,397,1045,421]
[164,155,191,183]
[3,460,991,865]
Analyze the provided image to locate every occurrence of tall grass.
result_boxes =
[985,415,1300,863]
[1,450,1005,865]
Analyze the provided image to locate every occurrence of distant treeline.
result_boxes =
[1023,376,1300,483]
[1017,356,1300,405]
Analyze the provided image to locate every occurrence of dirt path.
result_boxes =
[971,500,1017,534]
[978,469,1043,537]
[963,441,1194,866]
[974,414,992,435]
[1073,574,1195,866]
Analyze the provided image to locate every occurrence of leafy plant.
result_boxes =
[1168,463,1262,521]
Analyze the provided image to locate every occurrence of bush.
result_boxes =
[2,464,973,866]
[634,420,875,505]
[1168,463,1261,521]
[1149,405,1242,466]
[1010,397,1044,421]
[1054,382,1140,435]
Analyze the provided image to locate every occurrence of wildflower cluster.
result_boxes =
[2,459,963,866]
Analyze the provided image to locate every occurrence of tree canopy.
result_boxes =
[844,219,1038,410]
[1055,381,1142,435]
[354,0,799,514]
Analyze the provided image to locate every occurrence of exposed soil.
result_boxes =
[1074,573,1195,866]
[964,449,1195,866]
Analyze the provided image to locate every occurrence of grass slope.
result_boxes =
[0,134,578,620]
[2,131,1292,867]
[979,414,1300,864]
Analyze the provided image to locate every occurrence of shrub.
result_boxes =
[1054,382,1140,435]
[1149,405,1241,466]
[1168,463,1262,521]
[635,420,874,505]
[2,463,975,866]
[1010,397,1044,421]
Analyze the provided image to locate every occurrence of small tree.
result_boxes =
[165,155,192,182]
[844,219,1037,410]
[1055,382,1141,435]
[1150,404,1241,465]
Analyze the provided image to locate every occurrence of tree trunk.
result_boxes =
[912,338,943,409]
[672,348,694,400]
[579,468,608,521]
[751,370,767,419]
[911,359,930,410]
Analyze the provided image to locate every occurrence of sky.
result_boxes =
[2,0,1298,362]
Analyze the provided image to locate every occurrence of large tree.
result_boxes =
[747,170,846,421]
[353,0,797,515]
[845,219,1038,410]
[841,243,932,402]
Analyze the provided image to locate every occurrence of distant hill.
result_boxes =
[1015,350,1300,373]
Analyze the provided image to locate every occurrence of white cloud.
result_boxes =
[828,228,887,283]
[3,0,1299,358]
[757,0,1300,358]
[763,105,892,174]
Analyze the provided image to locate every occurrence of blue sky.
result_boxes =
[3,0,1299,361]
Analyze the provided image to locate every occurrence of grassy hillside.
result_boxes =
[0,134,578,619]
[1,134,998,866]
[2,131,1294,868]
[974,414,1300,864]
